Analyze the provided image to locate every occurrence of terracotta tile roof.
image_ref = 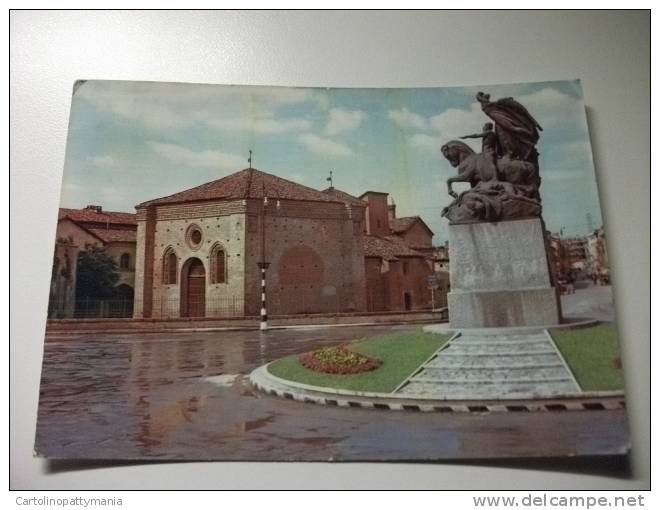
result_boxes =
[390,216,434,236]
[321,187,366,207]
[86,228,137,243]
[138,168,338,207]
[363,235,426,261]
[58,207,137,226]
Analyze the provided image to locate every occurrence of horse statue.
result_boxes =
[442,139,540,198]
[439,90,548,223]
[441,139,542,222]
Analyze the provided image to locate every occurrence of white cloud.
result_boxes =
[388,107,428,130]
[297,134,354,159]
[87,155,114,167]
[426,87,584,142]
[146,141,246,170]
[408,133,447,155]
[75,80,325,132]
[314,92,331,111]
[429,103,485,140]
[514,87,584,129]
[324,108,368,136]
[76,81,187,129]
[209,116,312,134]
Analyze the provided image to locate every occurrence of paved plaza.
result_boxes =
[36,319,627,462]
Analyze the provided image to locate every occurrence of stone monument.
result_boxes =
[441,92,561,328]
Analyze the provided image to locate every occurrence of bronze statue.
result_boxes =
[442,91,543,223]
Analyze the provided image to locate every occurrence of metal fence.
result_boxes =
[151,296,244,319]
[49,293,448,319]
[49,298,136,319]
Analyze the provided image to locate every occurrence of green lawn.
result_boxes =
[267,330,452,393]
[549,323,624,391]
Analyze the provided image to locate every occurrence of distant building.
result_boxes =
[433,242,450,273]
[585,227,610,284]
[547,232,568,280]
[547,228,610,289]
[563,237,588,271]
[326,189,439,312]
[50,206,137,317]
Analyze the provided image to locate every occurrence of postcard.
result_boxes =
[36,79,627,461]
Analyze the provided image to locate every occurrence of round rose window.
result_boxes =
[186,224,203,249]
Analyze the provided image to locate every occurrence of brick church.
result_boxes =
[132,167,439,319]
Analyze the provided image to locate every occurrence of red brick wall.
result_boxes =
[365,255,434,312]
[401,257,433,310]
[244,199,367,315]
[365,258,389,311]
[399,222,433,248]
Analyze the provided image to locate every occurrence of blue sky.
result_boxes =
[60,79,603,242]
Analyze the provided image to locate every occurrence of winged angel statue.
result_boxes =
[441,92,544,223]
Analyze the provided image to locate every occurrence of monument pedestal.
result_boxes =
[447,217,561,328]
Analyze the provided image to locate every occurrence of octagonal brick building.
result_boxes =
[133,168,367,318]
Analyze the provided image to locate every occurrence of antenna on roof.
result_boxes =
[326,170,333,189]
[248,149,253,169]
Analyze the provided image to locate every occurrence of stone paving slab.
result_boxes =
[425,354,561,367]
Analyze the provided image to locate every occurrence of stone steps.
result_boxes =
[426,354,560,368]
[440,347,556,356]
[418,365,568,381]
[400,380,579,399]
[396,330,581,399]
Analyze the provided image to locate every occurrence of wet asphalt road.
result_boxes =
[35,324,629,461]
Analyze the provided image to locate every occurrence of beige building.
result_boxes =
[49,206,137,317]
[133,168,367,319]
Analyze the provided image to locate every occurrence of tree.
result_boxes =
[75,244,119,300]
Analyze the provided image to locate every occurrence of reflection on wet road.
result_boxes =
[35,325,628,461]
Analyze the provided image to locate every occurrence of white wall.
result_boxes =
[10,10,649,489]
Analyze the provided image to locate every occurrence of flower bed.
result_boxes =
[299,344,382,374]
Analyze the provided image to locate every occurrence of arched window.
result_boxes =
[162,248,178,285]
[119,253,130,269]
[210,244,227,284]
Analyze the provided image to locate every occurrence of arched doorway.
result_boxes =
[181,258,206,317]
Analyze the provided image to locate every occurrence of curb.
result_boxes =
[248,365,626,414]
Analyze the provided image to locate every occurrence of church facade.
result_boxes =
[133,168,367,319]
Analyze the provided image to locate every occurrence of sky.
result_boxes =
[60,79,604,243]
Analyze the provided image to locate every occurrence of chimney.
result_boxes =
[359,191,390,236]
[85,205,103,213]
[387,197,396,222]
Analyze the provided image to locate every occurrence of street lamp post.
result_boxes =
[257,260,270,330]
[258,195,270,331]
